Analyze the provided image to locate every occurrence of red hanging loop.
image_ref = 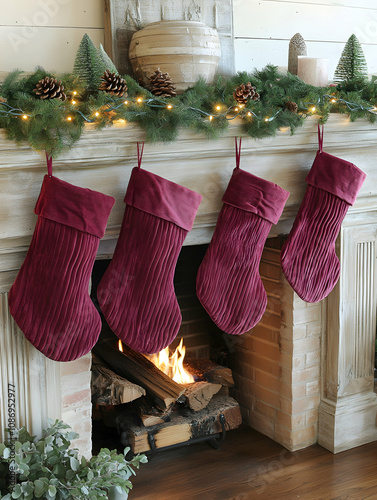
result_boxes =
[235,137,242,169]
[137,142,145,169]
[318,124,324,153]
[46,151,53,177]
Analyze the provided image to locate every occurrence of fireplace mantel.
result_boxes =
[0,114,376,455]
[1,114,377,287]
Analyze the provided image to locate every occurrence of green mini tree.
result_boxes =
[98,43,118,74]
[333,34,368,83]
[73,34,116,94]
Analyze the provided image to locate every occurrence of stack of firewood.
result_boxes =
[92,339,241,453]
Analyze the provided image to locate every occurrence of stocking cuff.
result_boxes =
[306,151,366,205]
[222,168,290,225]
[124,167,202,231]
[35,175,115,239]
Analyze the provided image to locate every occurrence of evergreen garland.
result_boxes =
[334,34,368,83]
[0,69,84,157]
[0,65,376,158]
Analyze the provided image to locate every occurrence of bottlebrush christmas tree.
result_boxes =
[98,43,118,74]
[333,34,368,83]
[73,34,109,93]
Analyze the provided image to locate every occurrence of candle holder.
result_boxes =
[297,56,328,87]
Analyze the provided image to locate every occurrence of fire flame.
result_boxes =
[118,339,123,352]
[149,338,195,384]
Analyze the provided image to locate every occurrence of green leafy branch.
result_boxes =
[0,419,147,500]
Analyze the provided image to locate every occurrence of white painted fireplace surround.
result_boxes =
[0,115,376,457]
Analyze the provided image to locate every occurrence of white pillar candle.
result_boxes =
[297,56,328,87]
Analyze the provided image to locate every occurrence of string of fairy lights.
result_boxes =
[1,88,376,126]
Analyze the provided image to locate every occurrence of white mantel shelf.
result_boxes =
[0,114,377,292]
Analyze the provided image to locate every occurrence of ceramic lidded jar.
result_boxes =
[129,20,221,93]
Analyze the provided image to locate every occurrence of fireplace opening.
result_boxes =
[89,244,242,456]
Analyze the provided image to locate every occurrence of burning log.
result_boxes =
[148,338,195,384]
[92,362,146,406]
[92,340,185,410]
[184,381,222,412]
[184,359,235,387]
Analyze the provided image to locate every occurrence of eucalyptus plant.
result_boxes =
[0,419,147,500]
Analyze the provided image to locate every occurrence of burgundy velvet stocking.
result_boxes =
[196,140,290,335]
[9,165,115,361]
[97,157,202,354]
[280,126,366,302]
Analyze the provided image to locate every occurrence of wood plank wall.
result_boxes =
[234,0,377,78]
[0,0,104,73]
[1,0,377,79]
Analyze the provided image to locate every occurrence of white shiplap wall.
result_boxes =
[1,0,376,79]
[0,0,104,73]
[234,0,377,78]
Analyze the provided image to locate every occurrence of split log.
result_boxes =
[184,381,222,412]
[141,414,166,427]
[217,386,230,397]
[93,340,185,410]
[92,364,145,406]
[118,395,242,454]
[184,359,235,387]
[126,396,174,427]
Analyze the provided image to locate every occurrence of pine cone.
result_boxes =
[149,69,177,98]
[33,77,66,101]
[285,101,298,113]
[233,83,260,105]
[99,70,128,97]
